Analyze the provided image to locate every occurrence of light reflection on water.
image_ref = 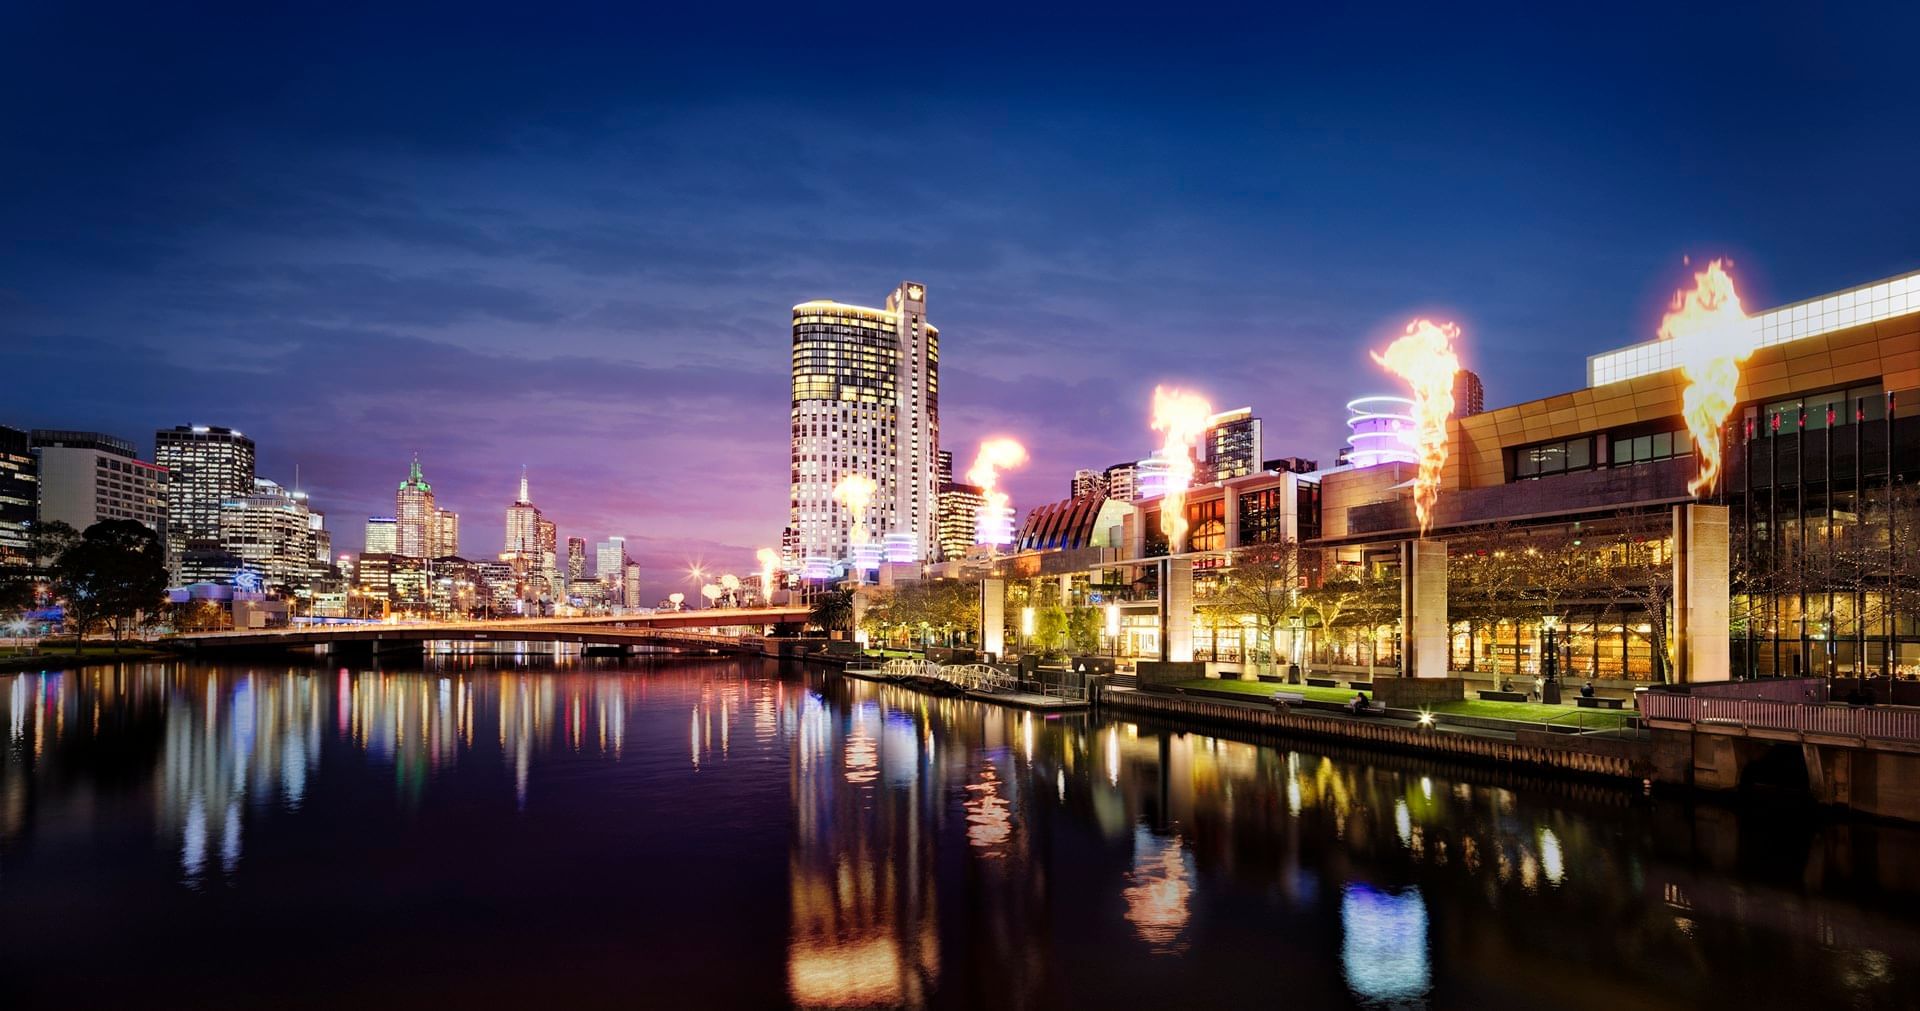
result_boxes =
[2,659,1920,1009]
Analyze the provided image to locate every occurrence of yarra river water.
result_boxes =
[3,657,1919,1009]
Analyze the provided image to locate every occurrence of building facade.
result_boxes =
[155,425,256,578]
[218,479,319,593]
[1197,408,1262,485]
[29,430,167,537]
[364,516,397,554]
[567,536,587,580]
[1454,369,1486,417]
[0,426,37,567]
[1070,468,1109,500]
[790,282,941,571]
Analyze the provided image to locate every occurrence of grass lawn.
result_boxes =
[1163,677,1633,730]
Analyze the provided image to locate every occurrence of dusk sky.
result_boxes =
[7,3,1919,601]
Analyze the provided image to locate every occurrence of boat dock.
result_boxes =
[841,660,1090,712]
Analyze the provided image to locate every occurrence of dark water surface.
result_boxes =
[3,657,1918,1009]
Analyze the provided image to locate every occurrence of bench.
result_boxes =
[1575,696,1624,709]
[1306,677,1341,688]
[1478,690,1529,702]
[1270,691,1306,707]
[1348,681,1374,690]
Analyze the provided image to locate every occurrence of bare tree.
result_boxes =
[1593,510,1675,683]
[1204,539,1303,678]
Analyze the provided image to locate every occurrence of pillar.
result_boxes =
[1401,539,1449,678]
[980,578,1005,659]
[1160,557,1193,662]
[1673,503,1731,683]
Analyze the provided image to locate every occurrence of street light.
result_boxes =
[686,565,708,608]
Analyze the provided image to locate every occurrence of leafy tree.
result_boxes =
[27,520,82,569]
[50,520,169,650]
[1593,511,1675,683]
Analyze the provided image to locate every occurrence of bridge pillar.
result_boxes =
[1401,539,1448,677]
[980,578,1005,659]
[1159,557,1192,663]
[1673,503,1731,683]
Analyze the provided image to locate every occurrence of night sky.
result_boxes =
[6,2,1919,600]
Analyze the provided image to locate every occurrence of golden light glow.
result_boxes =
[1658,258,1751,497]
[1149,386,1213,551]
[832,474,878,545]
[756,547,779,600]
[1371,320,1461,535]
[966,437,1029,545]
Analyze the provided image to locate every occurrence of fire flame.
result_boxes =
[1658,259,1751,498]
[832,474,877,546]
[1371,320,1461,535]
[1149,386,1213,552]
[756,547,779,599]
[967,438,1028,545]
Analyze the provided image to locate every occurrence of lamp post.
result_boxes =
[1540,613,1562,704]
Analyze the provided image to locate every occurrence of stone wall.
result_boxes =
[1134,660,1211,687]
[1373,676,1468,708]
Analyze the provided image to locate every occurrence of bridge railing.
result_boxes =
[1641,693,1920,743]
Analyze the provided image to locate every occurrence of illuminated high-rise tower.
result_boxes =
[504,466,541,558]
[789,281,940,570]
[395,454,436,558]
[155,425,255,577]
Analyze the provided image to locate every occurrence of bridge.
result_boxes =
[168,606,814,657]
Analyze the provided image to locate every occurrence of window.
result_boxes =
[1513,436,1596,479]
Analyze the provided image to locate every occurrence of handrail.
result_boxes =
[1640,694,1920,743]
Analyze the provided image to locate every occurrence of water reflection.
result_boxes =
[2,661,1920,1008]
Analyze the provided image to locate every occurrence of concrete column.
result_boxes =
[1160,557,1193,662]
[980,577,1005,659]
[1058,573,1074,608]
[1223,484,1242,549]
[1673,503,1731,683]
[1401,539,1449,678]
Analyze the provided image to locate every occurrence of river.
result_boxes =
[1,656,1916,1009]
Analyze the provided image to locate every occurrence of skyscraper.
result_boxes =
[0,426,37,567]
[1196,407,1262,485]
[29,430,168,536]
[1454,369,1486,417]
[504,467,540,558]
[218,478,317,592]
[935,482,984,562]
[622,562,641,613]
[155,425,256,577]
[395,455,436,558]
[936,450,954,486]
[789,281,940,570]
[595,537,627,584]
[435,509,459,557]
[1103,462,1139,502]
[566,536,586,580]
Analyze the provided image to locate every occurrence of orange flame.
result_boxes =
[967,438,1028,545]
[1371,320,1460,535]
[1150,386,1213,551]
[832,474,877,545]
[1658,259,1751,498]
[756,547,779,599]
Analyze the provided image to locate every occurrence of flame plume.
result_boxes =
[968,437,1029,545]
[832,474,877,547]
[1371,320,1461,535]
[1658,259,1751,498]
[756,547,779,601]
[1150,386,1213,552]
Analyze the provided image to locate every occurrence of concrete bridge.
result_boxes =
[168,606,813,659]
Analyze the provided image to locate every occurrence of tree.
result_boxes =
[50,520,169,650]
[1593,510,1675,683]
[1206,539,1303,678]
[1344,562,1402,678]
[27,520,82,569]
[809,588,855,637]
[1301,565,1364,669]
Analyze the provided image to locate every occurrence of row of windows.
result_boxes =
[1755,384,1886,436]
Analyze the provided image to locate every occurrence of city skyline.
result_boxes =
[7,5,1920,602]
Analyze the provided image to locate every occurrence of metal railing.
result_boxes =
[1640,693,1920,743]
